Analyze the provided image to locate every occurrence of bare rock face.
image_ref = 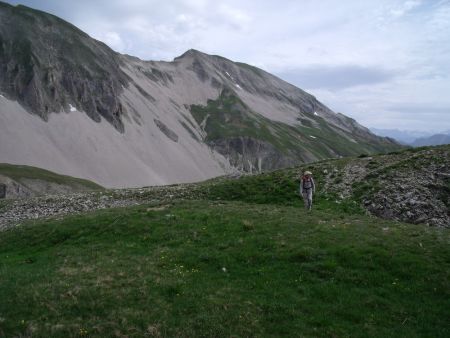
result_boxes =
[210,137,296,173]
[154,119,179,142]
[0,175,95,199]
[0,175,33,198]
[0,2,129,132]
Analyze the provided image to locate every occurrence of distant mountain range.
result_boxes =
[370,128,450,147]
[0,1,401,188]
[411,134,450,147]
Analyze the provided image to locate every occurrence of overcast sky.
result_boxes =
[7,0,450,132]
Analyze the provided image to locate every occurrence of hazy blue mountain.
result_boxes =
[370,128,435,145]
[411,133,450,147]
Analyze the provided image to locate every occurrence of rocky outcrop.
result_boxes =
[0,2,129,132]
[210,137,296,173]
[154,119,179,142]
[0,175,34,198]
[0,164,103,198]
[0,176,100,199]
[307,146,450,227]
[361,153,449,227]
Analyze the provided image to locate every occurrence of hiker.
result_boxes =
[300,171,315,211]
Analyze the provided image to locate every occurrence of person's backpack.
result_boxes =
[302,176,313,189]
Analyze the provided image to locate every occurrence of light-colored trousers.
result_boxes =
[302,189,313,210]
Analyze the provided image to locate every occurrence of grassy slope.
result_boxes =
[0,163,103,191]
[190,89,286,147]
[204,145,450,213]
[190,89,401,160]
[203,158,357,213]
[0,178,449,336]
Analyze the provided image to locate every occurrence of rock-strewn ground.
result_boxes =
[1,145,449,230]
[0,184,203,231]
[306,146,450,227]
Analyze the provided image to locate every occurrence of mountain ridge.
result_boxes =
[0,1,401,187]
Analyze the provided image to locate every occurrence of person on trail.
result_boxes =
[300,171,315,211]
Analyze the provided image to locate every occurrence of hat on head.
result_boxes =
[304,171,312,175]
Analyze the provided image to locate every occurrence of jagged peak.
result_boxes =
[174,49,207,60]
[174,49,233,63]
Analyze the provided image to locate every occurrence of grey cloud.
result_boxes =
[387,105,450,116]
[276,65,396,90]
[365,105,450,132]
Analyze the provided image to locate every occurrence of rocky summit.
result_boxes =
[0,2,401,188]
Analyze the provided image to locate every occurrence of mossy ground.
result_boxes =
[0,186,449,337]
[1,146,449,337]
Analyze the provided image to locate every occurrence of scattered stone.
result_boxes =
[0,183,203,231]
[317,147,450,227]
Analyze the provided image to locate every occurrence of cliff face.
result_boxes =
[0,2,402,187]
[0,2,129,131]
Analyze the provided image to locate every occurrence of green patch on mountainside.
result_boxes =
[190,89,402,164]
[190,88,283,146]
[0,199,449,337]
[297,115,400,156]
[0,163,103,191]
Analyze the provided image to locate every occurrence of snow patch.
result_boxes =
[314,111,319,116]
[69,104,77,112]
[310,135,317,139]
[0,94,4,98]
[235,84,242,90]
[225,71,231,78]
